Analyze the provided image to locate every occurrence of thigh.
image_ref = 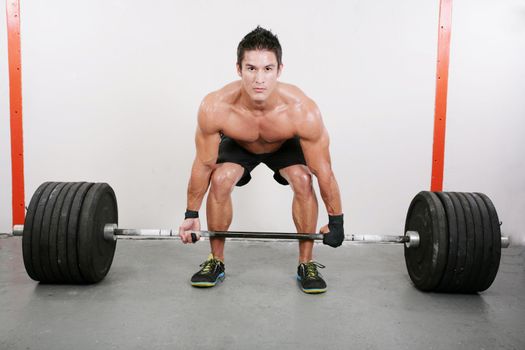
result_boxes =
[211,162,245,187]
[264,137,307,185]
[217,136,261,186]
[279,164,313,191]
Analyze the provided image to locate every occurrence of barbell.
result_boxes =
[11,181,510,293]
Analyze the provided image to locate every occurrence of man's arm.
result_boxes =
[297,100,345,247]
[297,102,342,216]
[179,97,221,243]
[186,99,221,211]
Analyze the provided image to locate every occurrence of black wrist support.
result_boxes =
[323,213,344,248]
[328,214,344,224]
[184,210,199,219]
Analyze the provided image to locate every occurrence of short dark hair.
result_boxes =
[237,26,282,67]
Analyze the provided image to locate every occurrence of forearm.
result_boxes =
[316,170,343,215]
[186,159,214,211]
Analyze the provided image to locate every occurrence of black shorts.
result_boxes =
[216,135,307,186]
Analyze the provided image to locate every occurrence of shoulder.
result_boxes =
[279,83,324,140]
[200,81,241,114]
[279,83,321,119]
[198,81,242,133]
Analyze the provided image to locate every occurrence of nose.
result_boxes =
[255,70,264,84]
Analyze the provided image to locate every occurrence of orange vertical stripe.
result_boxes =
[431,0,453,192]
[6,0,25,224]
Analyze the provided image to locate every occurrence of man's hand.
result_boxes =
[320,214,344,248]
[179,218,201,244]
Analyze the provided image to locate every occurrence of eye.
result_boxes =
[266,67,272,71]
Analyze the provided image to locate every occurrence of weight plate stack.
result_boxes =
[56,182,84,282]
[22,182,53,282]
[451,192,478,293]
[47,182,74,282]
[434,192,458,292]
[67,183,95,283]
[404,191,448,291]
[459,192,485,293]
[444,192,468,292]
[39,182,68,282]
[474,192,502,292]
[77,183,118,283]
[29,182,60,282]
[22,181,118,284]
[470,193,494,292]
[433,191,503,293]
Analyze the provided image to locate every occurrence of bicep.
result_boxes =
[195,126,221,167]
[300,129,332,176]
[193,97,222,166]
[297,103,332,175]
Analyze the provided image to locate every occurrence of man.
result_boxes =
[178,26,344,294]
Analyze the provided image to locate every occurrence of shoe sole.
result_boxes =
[302,288,327,294]
[297,276,327,294]
[191,272,225,288]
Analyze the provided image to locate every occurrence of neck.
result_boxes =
[240,88,279,113]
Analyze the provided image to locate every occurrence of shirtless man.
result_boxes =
[178,27,344,294]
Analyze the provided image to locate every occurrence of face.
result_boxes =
[237,49,282,103]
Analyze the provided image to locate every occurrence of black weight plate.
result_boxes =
[39,182,68,283]
[57,182,84,283]
[78,183,118,283]
[67,182,95,283]
[30,182,60,282]
[434,192,458,292]
[470,193,493,292]
[22,182,53,281]
[445,192,467,292]
[48,182,76,283]
[404,191,448,291]
[475,192,502,292]
[460,192,484,293]
[452,192,476,293]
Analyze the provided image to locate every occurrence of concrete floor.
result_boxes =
[0,235,524,350]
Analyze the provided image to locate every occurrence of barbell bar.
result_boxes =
[13,224,421,247]
[105,227,509,249]
[11,181,511,293]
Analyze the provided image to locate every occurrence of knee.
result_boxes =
[288,170,314,198]
[210,168,240,197]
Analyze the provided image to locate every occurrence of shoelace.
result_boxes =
[304,261,325,279]
[199,259,219,274]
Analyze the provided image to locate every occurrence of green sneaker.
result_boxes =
[191,254,225,288]
[297,261,327,294]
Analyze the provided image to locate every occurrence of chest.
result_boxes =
[222,109,296,143]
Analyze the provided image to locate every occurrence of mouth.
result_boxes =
[253,88,266,93]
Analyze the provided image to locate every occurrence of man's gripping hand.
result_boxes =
[179,216,201,244]
[320,214,344,248]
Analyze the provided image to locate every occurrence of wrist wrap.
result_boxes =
[184,210,199,219]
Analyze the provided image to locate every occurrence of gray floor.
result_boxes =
[1,235,524,350]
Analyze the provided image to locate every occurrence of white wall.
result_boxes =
[1,0,523,245]
[0,0,13,233]
[445,0,525,245]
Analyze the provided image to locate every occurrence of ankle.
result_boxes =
[212,254,224,262]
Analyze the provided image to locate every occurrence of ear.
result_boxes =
[236,63,242,77]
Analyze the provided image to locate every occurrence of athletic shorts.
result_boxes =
[216,135,307,186]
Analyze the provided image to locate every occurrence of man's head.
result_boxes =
[236,26,283,103]
[237,26,282,68]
